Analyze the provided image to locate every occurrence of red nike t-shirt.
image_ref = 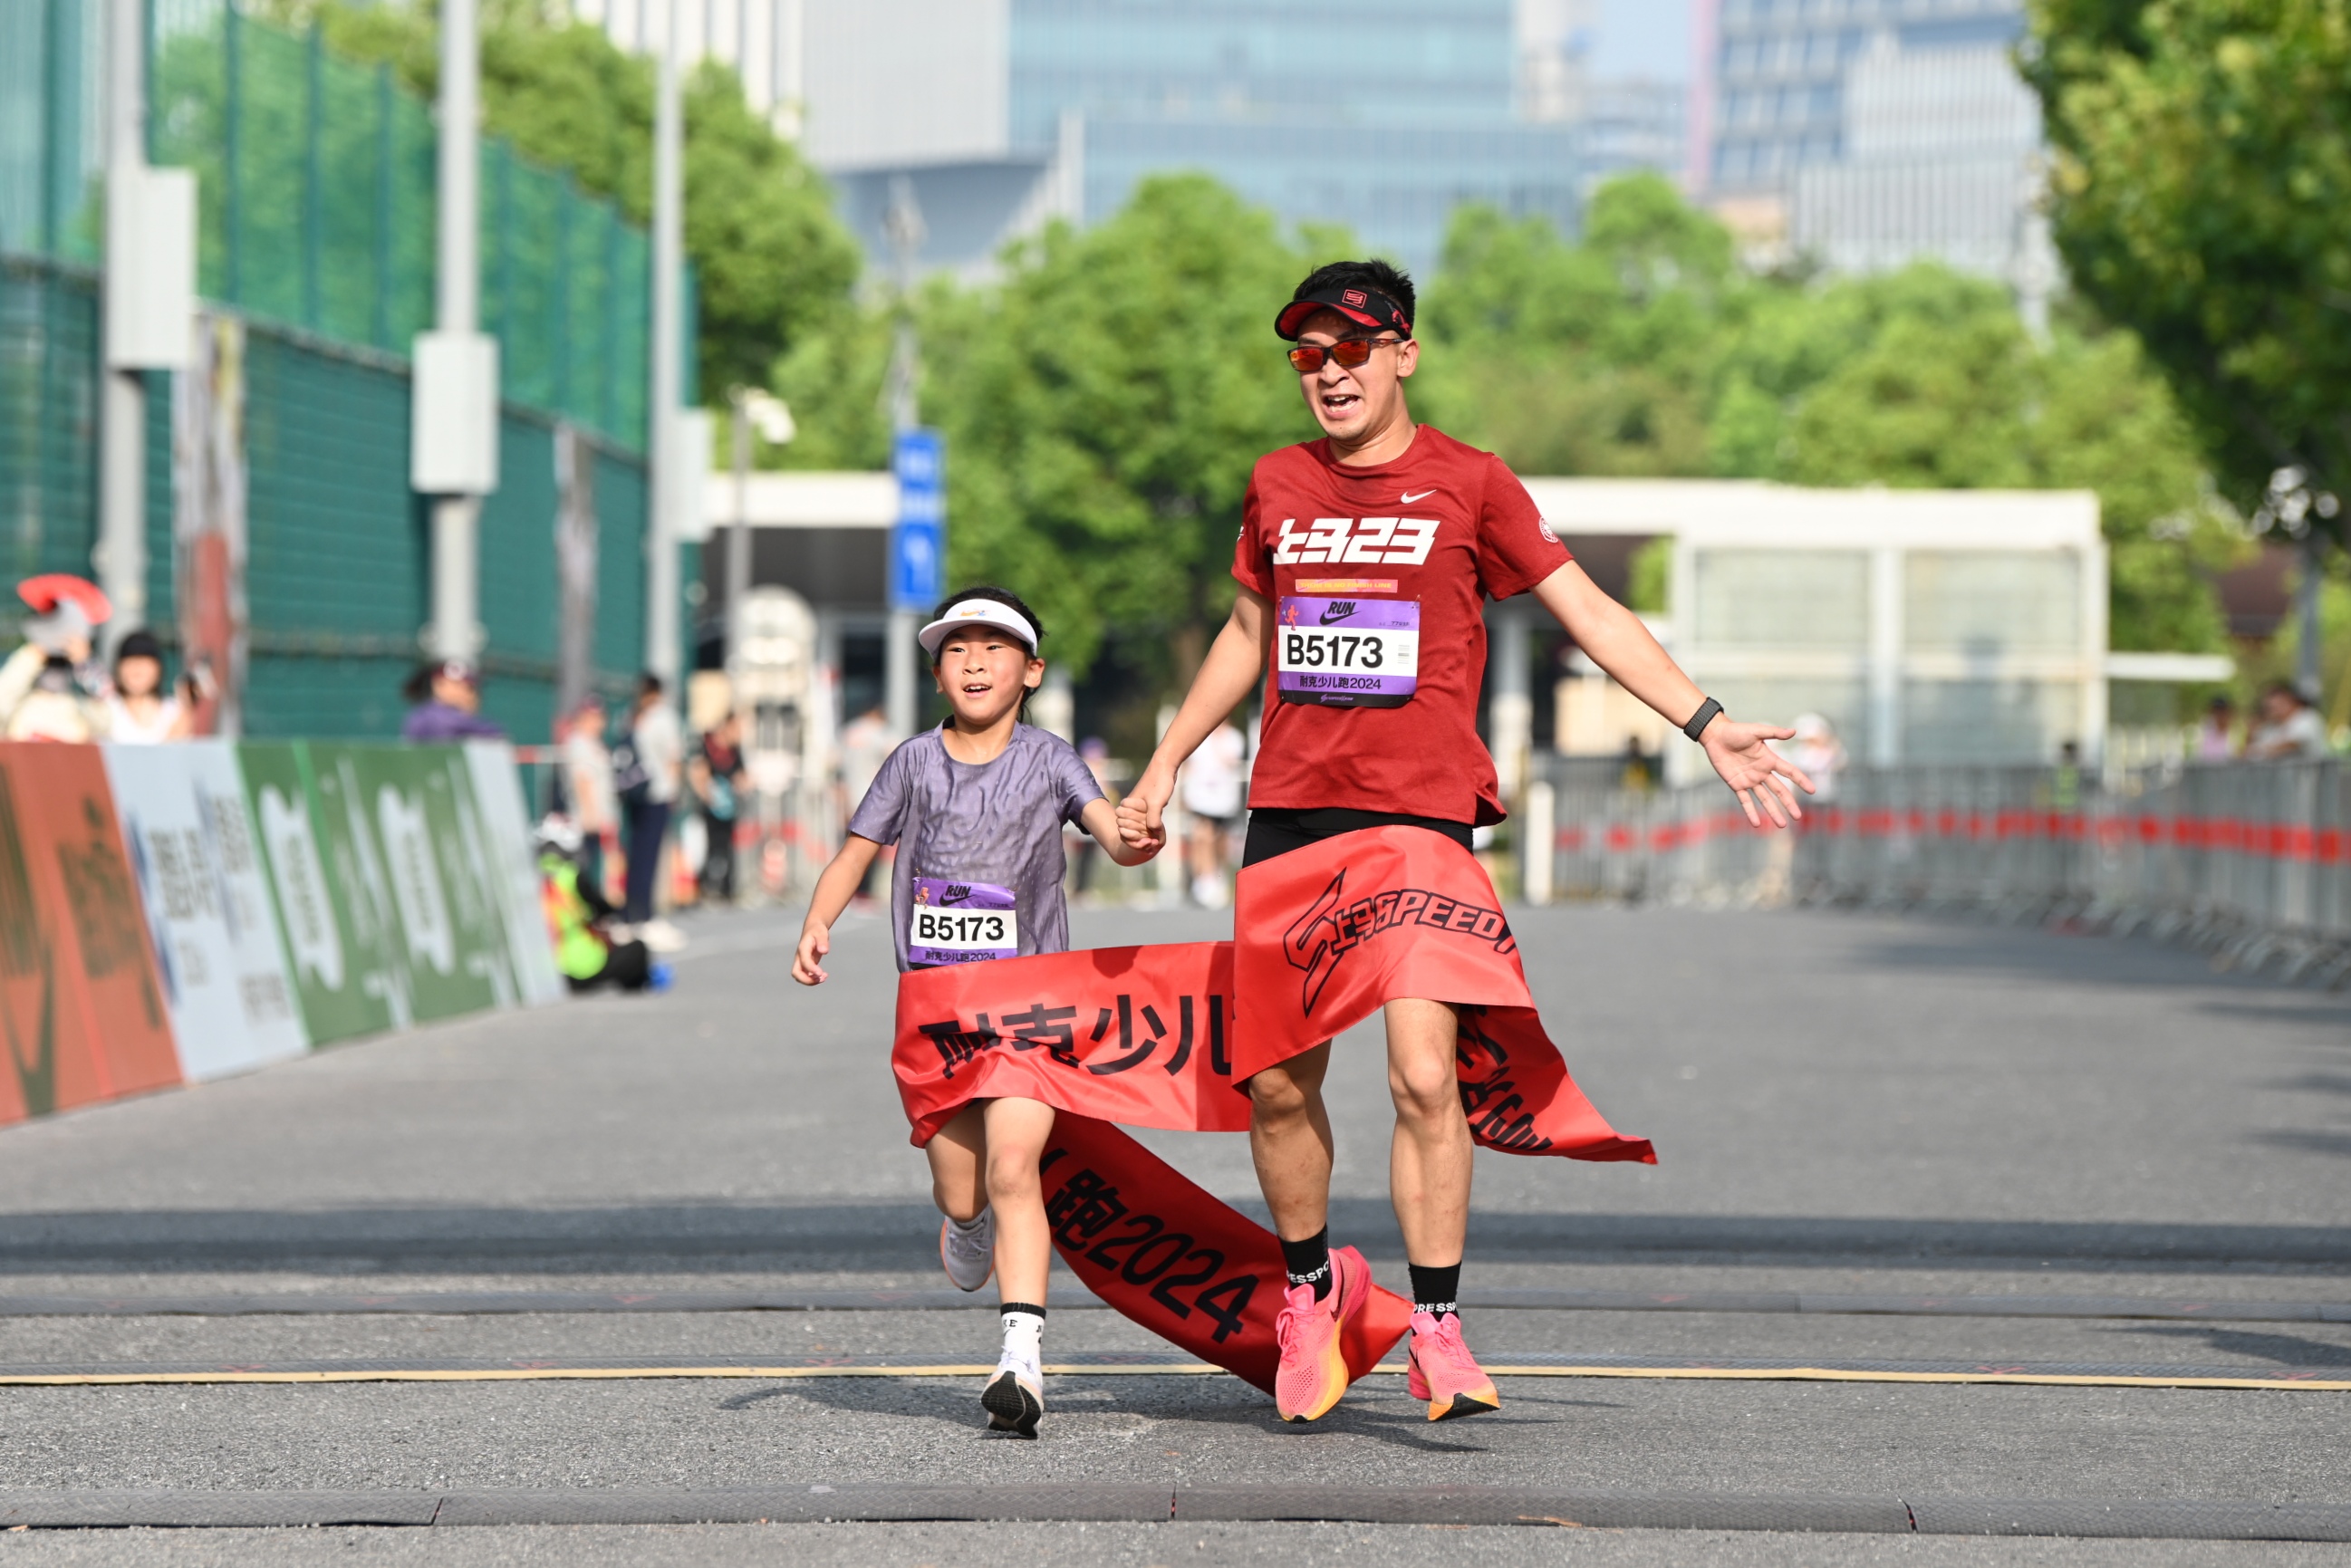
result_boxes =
[1231,426,1571,827]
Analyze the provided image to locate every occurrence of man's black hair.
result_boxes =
[1289,259,1417,332]
[927,584,1046,721]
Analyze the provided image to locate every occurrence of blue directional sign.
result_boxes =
[890,428,945,613]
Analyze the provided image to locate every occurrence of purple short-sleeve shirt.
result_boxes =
[846,724,1104,971]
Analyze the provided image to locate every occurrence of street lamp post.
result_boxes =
[646,14,684,690]
[725,386,794,689]
[881,175,928,740]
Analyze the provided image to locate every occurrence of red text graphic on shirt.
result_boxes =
[1232,427,1569,828]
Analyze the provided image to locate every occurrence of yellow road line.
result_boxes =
[0,1363,2343,1390]
[1475,1366,2351,1391]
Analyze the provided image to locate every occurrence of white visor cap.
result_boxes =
[918,599,1039,659]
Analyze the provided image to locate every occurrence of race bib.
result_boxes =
[909,877,1020,966]
[1275,592,1420,707]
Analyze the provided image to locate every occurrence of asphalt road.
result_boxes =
[0,901,2342,1565]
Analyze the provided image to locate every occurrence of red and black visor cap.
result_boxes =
[1274,285,1413,341]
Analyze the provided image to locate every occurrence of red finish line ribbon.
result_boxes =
[890,823,1653,1389]
[1231,824,1656,1164]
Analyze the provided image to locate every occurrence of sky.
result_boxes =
[1587,0,1691,82]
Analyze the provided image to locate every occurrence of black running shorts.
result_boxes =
[1239,806,1474,868]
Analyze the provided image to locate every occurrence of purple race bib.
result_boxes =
[1275,594,1421,707]
[908,877,1020,966]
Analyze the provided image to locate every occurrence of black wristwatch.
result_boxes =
[1681,697,1722,742]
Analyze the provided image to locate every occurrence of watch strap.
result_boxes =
[1681,697,1723,742]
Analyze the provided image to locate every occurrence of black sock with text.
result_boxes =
[1408,1262,1460,1322]
[1280,1228,1333,1303]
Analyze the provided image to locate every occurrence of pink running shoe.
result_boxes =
[1272,1246,1368,1423]
[1405,1311,1500,1421]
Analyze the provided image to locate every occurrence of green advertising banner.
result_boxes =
[325,746,513,1023]
[237,743,402,1044]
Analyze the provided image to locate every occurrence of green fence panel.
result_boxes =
[478,416,560,742]
[592,447,649,689]
[241,327,424,737]
[0,261,98,585]
[146,6,647,447]
[236,740,399,1044]
[0,0,103,266]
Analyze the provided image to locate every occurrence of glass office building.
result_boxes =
[1707,0,2022,196]
[810,0,1588,278]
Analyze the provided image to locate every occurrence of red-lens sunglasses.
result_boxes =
[1286,335,1408,374]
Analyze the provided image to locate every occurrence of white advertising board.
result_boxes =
[463,741,565,1006]
[102,741,310,1079]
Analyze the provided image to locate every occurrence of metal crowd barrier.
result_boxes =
[1522,761,2351,979]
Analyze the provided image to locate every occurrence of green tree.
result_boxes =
[1421,175,2237,652]
[2023,0,2351,540]
[1416,175,1733,476]
[298,0,861,399]
[905,176,1334,687]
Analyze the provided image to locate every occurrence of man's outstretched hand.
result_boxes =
[1700,717,1816,829]
[1115,761,1176,851]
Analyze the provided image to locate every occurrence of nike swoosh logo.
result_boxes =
[1401,490,1437,504]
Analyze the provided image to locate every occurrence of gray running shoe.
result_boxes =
[939,1209,994,1292]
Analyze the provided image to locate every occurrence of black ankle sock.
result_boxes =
[1408,1262,1460,1319]
[1279,1228,1333,1303]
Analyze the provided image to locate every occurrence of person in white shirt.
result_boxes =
[559,695,619,897]
[621,673,686,943]
[1179,718,1248,908]
[2244,682,2330,760]
[103,630,188,744]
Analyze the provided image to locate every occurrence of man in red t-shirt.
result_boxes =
[1119,259,1812,1425]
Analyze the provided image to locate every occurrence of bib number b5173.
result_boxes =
[1275,597,1420,708]
[909,878,1019,966]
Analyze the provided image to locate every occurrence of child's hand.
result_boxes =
[1124,813,1167,863]
[792,922,832,985]
[1115,761,1174,850]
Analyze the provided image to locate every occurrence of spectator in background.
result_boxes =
[621,671,685,948]
[2195,694,2238,761]
[1180,718,1248,909]
[535,816,654,994]
[838,702,895,903]
[2245,681,2328,760]
[1617,734,1656,793]
[840,702,893,806]
[104,630,190,744]
[0,581,108,740]
[690,710,747,904]
[1781,713,1845,803]
[559,695,618,898]
[400,659,506,742]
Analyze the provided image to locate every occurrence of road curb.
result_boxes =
[0,1486,2344,1539]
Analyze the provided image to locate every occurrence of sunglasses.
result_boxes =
[1286,335,1408,374]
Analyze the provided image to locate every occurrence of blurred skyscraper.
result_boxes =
[795,0,1601,278]
[573,0,805,130]
[574,2,1701,277]
[1693,0,2054,311]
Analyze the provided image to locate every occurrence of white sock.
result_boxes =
[948,1209,988,1235]
[999,1307,1045,1373]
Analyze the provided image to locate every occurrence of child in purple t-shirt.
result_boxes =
[794,586,1163,1437]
